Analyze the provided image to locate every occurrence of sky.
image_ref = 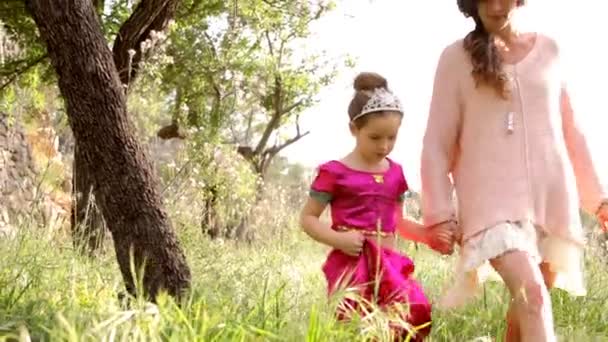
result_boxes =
[280,0,608,191]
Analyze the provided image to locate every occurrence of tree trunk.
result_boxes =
[72,0,181,256]
[200,185,221,239]
[112,0,180,85]
[26,0,191,299]
[71,141,106,255]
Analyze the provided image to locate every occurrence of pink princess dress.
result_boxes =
[309,159,432,340]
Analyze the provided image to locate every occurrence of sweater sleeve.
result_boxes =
[420,43,461,226]
[560,85,607,214]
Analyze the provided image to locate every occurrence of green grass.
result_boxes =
[1,224,608,341]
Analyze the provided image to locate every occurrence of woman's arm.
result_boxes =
[561,86,607,214]
[420,44,462,227]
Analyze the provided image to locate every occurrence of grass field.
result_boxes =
[1,222,608,341]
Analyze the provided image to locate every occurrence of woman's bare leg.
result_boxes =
[503,261,556,342]
[490,252,556,342]
[505,301,520,342]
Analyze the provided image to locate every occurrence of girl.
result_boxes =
[300,72,453,341]
[421,1,608,341]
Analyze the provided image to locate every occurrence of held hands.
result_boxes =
[426,220,458,255]
[333,230,365,256]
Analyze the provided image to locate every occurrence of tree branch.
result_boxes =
[264,30,274,57]
[254,73,282,154]
[112,0,180,86]
[0,53,47,92]
[277,36,286,67]
[312,2,329,20]
[244,108,255,145]
[228,118,240,143]
[268,130,310,157]
[280,99,304,115]
[203,31,218,58]
[266,114,310,157]
[258,128,309,175]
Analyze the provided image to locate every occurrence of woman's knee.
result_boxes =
[516,279,548,315]
[490,250,549,313]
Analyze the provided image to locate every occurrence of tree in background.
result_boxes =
[159,0,346,178]
[2,0,349,243]
[154,0,348,239]
[1,0,191,254]
[24,0,190,300]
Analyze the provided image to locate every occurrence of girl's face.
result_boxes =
[350,112,401,164]
[477,0,521,34]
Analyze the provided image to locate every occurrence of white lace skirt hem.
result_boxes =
[438,221,586,309]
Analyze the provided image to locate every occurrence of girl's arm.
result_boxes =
[300,198,364,256]
[396,202,455,254]
[395,202,428,244]
[299,197,341,248]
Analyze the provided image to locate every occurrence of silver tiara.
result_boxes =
[351,88,403,122]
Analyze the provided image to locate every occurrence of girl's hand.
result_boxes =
[427,221,457,255]
[333,230,365,256]
[596,203,608,232]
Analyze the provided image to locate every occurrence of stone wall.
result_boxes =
[0,112,69,237]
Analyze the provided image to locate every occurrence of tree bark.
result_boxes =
[71,141,106,255]
[26,0,191,299]
[112,0,180,85]
[74,0,180,255]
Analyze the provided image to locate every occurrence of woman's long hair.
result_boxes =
[457,0,525,99]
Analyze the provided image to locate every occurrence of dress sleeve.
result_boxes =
[309,163,337,204]
[396,164,410,202]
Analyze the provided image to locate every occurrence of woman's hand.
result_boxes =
[426,220,457,255]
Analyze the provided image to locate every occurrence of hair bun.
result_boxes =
[353,72,388,92]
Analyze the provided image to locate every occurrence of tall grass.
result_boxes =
[1,219,608,341]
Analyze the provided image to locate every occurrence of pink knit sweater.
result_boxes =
[421,34,606,244]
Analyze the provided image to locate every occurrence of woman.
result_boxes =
[420,1,608,341]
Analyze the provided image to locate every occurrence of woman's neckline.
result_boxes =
[502,32,539,67]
